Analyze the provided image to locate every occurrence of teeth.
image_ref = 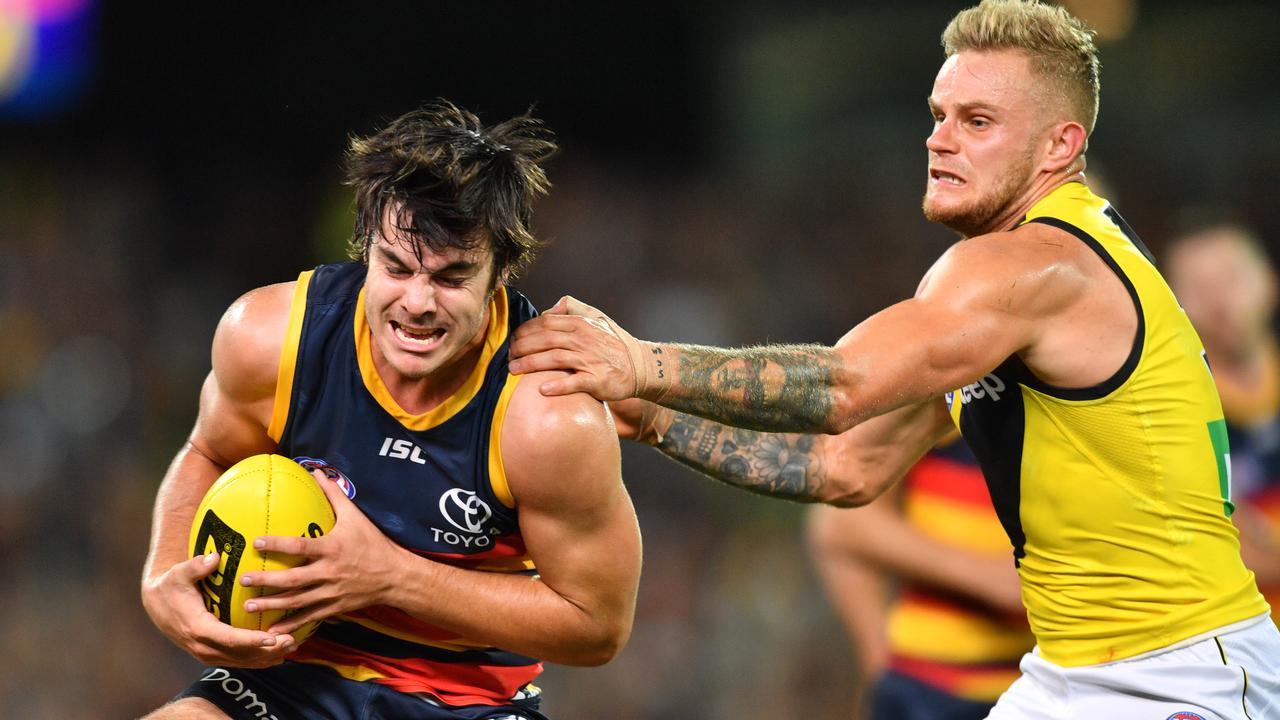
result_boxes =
[394,324,443,344]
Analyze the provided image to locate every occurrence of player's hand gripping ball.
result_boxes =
[189,454,336,643]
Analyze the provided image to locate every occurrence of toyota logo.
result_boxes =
[439,488,492,534]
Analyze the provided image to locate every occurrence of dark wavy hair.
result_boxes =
[344,99,557,280]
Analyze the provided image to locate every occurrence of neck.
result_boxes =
[972,169,1087,238]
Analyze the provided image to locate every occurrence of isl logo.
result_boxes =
[1166,713,1206,720]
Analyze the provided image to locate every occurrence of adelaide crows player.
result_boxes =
[510,2,1280,716]
[141,101,641,719]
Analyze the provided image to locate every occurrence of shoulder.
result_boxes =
[210,281,296,404]
[503,370,619,464]
[500,370,621,506]
[918,225,1091,318]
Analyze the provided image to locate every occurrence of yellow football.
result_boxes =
[189,454,336,641]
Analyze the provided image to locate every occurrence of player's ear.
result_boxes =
[1043,120,1086,173]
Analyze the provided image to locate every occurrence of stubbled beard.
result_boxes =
[922,152,1035,238]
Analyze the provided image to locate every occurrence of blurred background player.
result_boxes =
[139,101,642,719]
[807,435,1031,720]
[1166,217,1280,624]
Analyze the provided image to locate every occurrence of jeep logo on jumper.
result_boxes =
[953,374,1008,406]
[440,488,492,533]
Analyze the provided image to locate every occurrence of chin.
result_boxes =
[924,191,1011,238]
[923,200,973,236]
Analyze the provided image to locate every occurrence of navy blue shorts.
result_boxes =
[868,669,997,720]
[175,662,550,720]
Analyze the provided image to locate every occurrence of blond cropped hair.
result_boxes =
[943,0,1100,136]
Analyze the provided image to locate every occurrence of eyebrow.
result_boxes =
[432,260,482,275]
[373,245,481,274]
[373,245,410,267]
[927,98,1004,115]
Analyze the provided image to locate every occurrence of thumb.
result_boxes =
[545,296,573,315]
[184,551,221,581]
[311,468,352,516]
[560,296,601,318]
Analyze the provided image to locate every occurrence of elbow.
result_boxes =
[554,617,633,667]
[821,483,876,509]
[575,635,626,667]
[815,470,884,508]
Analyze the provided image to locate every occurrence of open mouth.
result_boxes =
[392,320,445,348]
[930,169,966,186]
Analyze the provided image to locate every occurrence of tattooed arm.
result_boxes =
[509,237,1050,434]
[610,396,954,506]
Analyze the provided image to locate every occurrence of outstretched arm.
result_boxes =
[510,231,1079,435]
[609,395,953,507]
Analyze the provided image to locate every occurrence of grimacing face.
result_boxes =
[363,208,498,392]
[922,50,1048,237]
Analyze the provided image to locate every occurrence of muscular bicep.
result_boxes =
[189,370,277,469]
[502,376,642,637]
[831,238,1070,424]
[828,300,1004,425]
[145,282,290,579]
[191,282,294,466]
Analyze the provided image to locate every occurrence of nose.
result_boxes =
[926,118,956,154]
[402,278,437,318]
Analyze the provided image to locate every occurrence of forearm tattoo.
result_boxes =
[661,343,841,433]
[657,411,828,502]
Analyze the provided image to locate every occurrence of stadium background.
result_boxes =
[1,1,1277,717]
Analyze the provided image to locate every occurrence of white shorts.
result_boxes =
[986,615,1280,720]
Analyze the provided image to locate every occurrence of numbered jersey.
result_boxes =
[266,262,542,706]
[945,183,1270,667]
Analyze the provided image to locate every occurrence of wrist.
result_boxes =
[635,404,675,446]
[634,341,671,402]
[379,543,428,608]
